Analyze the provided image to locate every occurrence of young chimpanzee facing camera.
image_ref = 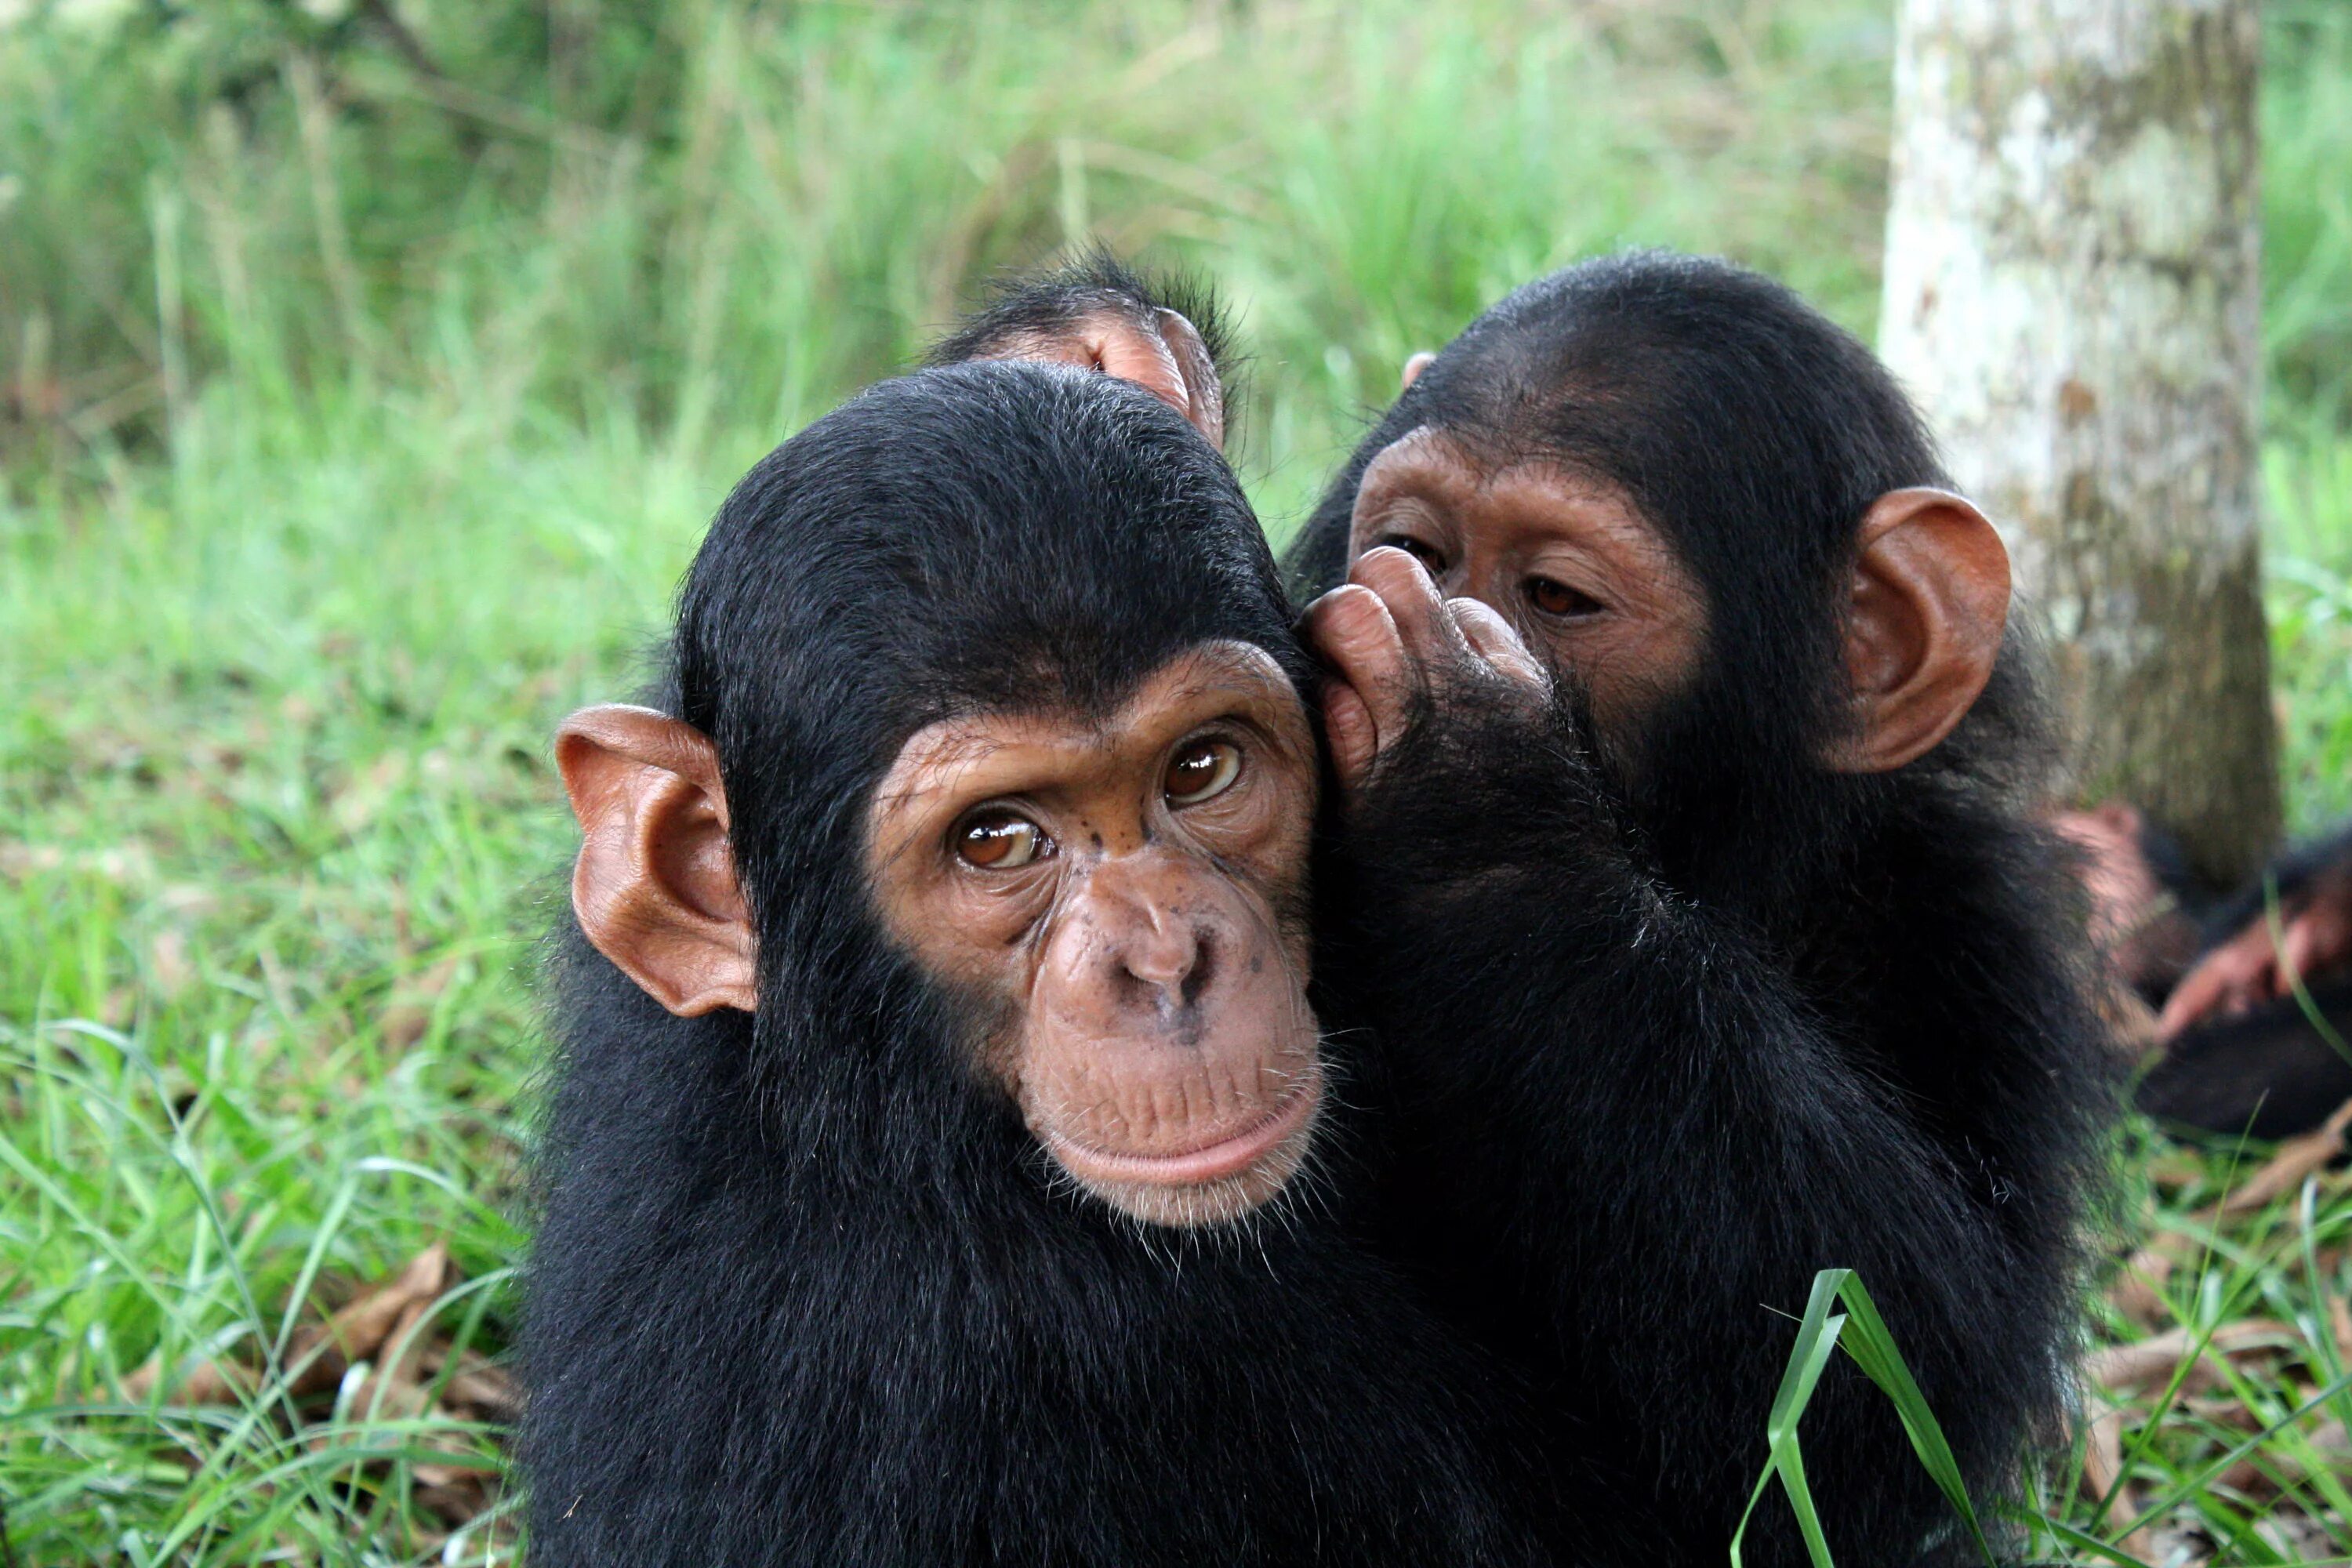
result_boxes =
[519,359,1596,1566]
[1287,252,2120,1566]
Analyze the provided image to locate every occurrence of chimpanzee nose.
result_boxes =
[1120,916,1214,1010]
[1080,859,1219,1017]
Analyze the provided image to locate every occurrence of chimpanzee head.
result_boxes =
[555,363,1327,1229]
[1292,250,2021,906]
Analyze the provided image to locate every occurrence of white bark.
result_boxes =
[1881,0,2278,886]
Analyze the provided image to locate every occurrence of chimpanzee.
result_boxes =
[518,354,1617,1565]
[2066,806,2352,1138]
[1275,252,2120,1566]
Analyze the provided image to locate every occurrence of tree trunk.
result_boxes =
[1879,0,2278,889]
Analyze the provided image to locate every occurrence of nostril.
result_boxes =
[1179,930,1214,1011]
[1118,922,1211,1009]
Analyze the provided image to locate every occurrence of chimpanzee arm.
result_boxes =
[1324,677,2058,1566]
[1340,720,2043,1563]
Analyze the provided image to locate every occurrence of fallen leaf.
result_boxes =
[123,1240,513,1534]
[2214,1098,2352,1214]
[380,953,463,1050]
[148,927,194,997]
[2216,1419,2349,1499]
[331,751,411,834]
[2085,1319,2293,1395]
[2078,1404,2161,1563]
[2110,1229,2197,1325]
[128,1241,454,1406]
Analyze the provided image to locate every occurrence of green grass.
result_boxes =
[2,1,2350,1563]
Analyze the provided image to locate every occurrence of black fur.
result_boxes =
[1292,252,2121,1566]
[519,362,1586,1566]
[2192,818,2352,945]
[2139,819,2352,1138]
[2138,975,2352,1138]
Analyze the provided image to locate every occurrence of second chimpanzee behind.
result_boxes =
[520,360,1594,1566]
[1290,252,2119,1567]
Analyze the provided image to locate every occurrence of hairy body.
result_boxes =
[521,360,1588,1566]
[1287,253,2118,1566]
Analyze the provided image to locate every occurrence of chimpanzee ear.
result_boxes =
[1834,488,2011,774]
[555,705,757,1015]
[1145,307,1227,451]
[1058,306,1224,450]
[975,307,1225,450]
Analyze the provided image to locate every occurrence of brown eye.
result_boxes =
[1381,536,1448,576]
[1527,576,1603,618]
[956,810,1048,869]
[1163,739,1242,807]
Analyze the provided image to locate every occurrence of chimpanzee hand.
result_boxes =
[1301,546,1552,797]
[2159,862,2352,1038]
[1301,546,1629,906]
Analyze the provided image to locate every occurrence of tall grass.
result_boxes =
[2,2,2350,1563]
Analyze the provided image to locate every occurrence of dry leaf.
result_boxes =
[124,1240,512,1534]
[2085,1319,2293,1394]
[439,1350,523,1424]
[128,1241,454,1405]
[331,751,411,834]
[148,927,194,997]
[2110,1227,2201,1326]
[2216,1419,2349,1499]
[2213,1098,2352,1214]
[2078,1405,2161,1563]
[382,953,463,1050]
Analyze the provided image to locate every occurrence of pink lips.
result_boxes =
[1046,1063,1323,1187]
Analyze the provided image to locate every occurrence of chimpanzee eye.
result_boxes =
[1526,576,1603,619]
[1381,535,1449,576]
[955,809,1049,869]
[1163,739,1242,807]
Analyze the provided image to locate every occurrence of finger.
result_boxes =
[1449,597,1548,693]
[2280,909,2336,992]
[2227,967,2270,1014]
[1302,584,1414,765]
[2156,968,2223,1039]
[1349,546,1472,670]
[2158,947,2246,1038]
[1321,678,1379,793]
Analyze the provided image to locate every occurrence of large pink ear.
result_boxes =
[978,307,1225,450]
[555,705,757,1014]
[1835,488,2011,773]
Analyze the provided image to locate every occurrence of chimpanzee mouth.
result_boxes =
[1044,1059,1324,1189]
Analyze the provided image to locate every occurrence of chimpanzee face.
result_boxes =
[862,641,1323,1228]
[556,640,1327,1233]
[1337,418,2011,779]
[557,358,1327,1234]
[1345,425,1706,735]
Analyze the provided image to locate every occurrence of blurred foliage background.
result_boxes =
[2,2,2350,1562]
